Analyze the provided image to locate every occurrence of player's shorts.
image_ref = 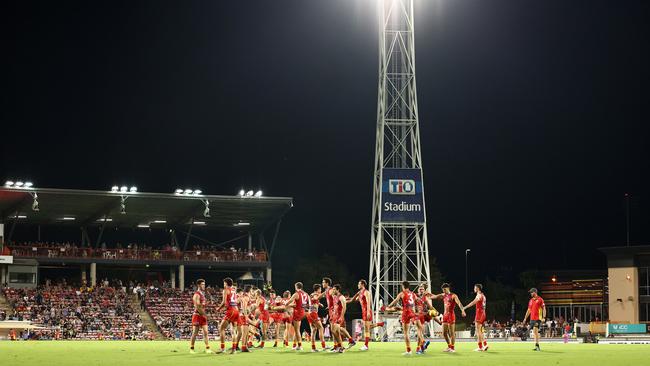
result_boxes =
[307,312,320,325]
[362,311,373,322]
[475,312,486,325]
[238,314,247,326]
[442,313,456,324]
[401,311,418,324]
[225,308,240,324]
[530,320,541,329]
[418,313,432,323]
[270,313,284,323]
[331,314,344,326]
[260,310,270,324]
[192,314,207,327]
[283,314,292,324]
[292,309,305,322]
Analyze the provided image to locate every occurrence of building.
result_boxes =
[599,245,650,324]
[0,186,292,289]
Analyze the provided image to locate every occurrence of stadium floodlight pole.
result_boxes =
[369,0,431,325]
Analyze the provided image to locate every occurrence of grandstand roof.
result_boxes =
[0,187,292,231]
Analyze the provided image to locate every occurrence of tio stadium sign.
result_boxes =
[381,169,425,223]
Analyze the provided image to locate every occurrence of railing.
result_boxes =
[8,246,267,263]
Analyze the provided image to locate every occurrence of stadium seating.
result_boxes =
[6,241,268,263]
[3,285,154,340]
[144,287,225,340]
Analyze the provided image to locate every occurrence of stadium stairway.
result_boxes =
[130,294,165,340]
[0,290,11,315]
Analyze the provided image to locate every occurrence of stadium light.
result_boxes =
[254,190,263,197]
[15,181,24,187]
[120,186,128,193]
[153,220,167,224]
[551,275,557,283]
[174,188,183,194]
[193,189,202,195]
[246,190,254,197]
[24,182,33,188]
[184,189,192,194]
[129,186,138,193]
[234,222,250,227]
[111,186,119,192]
[97,218,113,222]
[5,180,14,187]
[17,215,27,219]
[193,221,206,225]
[62,217,76,221]
[238,189,246,197]
[137,224,149,228]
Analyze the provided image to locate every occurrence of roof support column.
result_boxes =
[1,264,6,287]
[170,267,176,289]
[248,233,252,252]
[265,266,272,284]
[179,264,185,291]
[90,262,96,287]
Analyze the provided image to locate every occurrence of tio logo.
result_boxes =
[388,179,416,195]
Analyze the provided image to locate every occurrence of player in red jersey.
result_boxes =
[284,282,310,351]
[281,290,294,347]
[523,287,546,351]
[234,285,252,352]
[431,283,465,353]
[216,277,240,353]
[268,290,284,347]
[308,284,327,352]
[386,281,420,355]
[189,279,212,354]
[320,277,355,349]
[413,284,442,354]
[253,289,270,348]
[329,284,348,353]
[462,283,488,351]
[347,279,385,351]
[270,290,294,347]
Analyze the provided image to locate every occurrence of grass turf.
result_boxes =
[1,341,649,366]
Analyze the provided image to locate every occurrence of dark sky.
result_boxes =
[2,0,650,289]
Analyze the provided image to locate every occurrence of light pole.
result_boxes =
[465,249,471,298]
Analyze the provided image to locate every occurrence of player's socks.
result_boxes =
[450,344,455,350]
[365,337,369,347]
[220,342,225,351]
[348,337,354,343]
[321,341,326,349]
[232,342,238,350]
[298,342,302,347]
[190,346,194,350]
[478,342,482,348]
[406,346,411,353]
[483,341,487,347]
[312,343,316,350]
[376,322,385,327]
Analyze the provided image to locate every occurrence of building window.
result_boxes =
[9,272,36,284]
[640,267,649,296]
[641,303,649,322]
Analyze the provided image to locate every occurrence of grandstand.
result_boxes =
[0,186,292,339]
[0,186,292,289]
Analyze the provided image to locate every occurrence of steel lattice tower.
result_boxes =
[369,0,431,318]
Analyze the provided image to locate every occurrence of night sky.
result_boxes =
[2,1,650,290]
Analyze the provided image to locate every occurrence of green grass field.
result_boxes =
[1,341,649,366]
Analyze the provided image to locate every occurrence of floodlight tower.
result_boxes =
[369,0,431,318]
